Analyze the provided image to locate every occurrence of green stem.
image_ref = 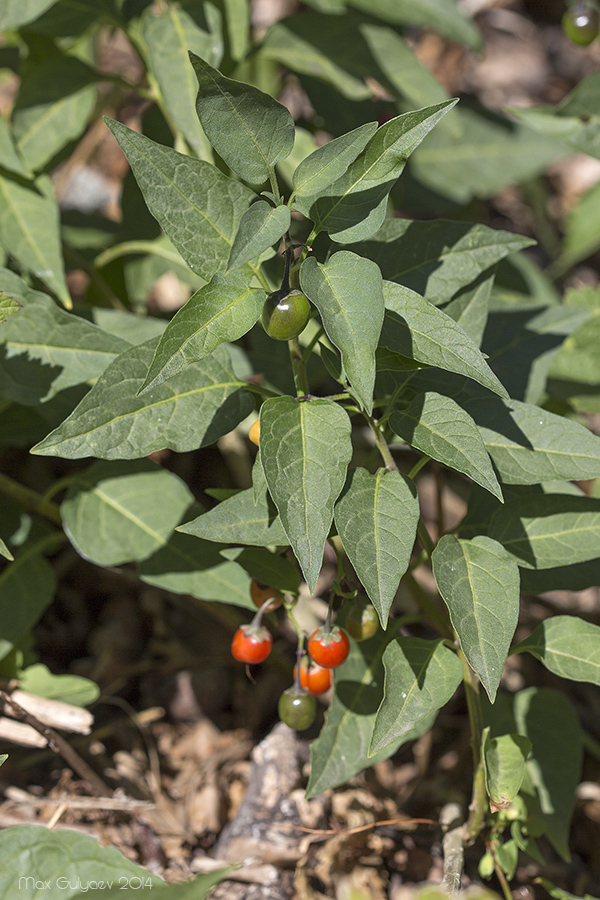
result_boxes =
[368,414,397,471]
[416,518,435,558]
[302,326,325,361]
[0,472,62,527]
[408,455,431,480]
[459,647,487,842]
[288,336,310,396]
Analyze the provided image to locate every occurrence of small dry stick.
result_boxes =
[0,691,112,798]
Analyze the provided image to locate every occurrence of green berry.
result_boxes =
[261,289,311,341]
[345,600,379,642]
[278,688,317,730]
[562,6,600,45]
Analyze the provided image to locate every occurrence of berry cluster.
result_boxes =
[230,579,380,731]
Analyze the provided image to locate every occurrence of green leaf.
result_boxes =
[259,396,353,592]
[189,52,295,184]
[488,494,600,569]
[560,180,600,269]
[333,467,419,626]
[61,460,193,566]
[535,878,600,900]
[548,308,600,414]
[292,122,377,211]
[381,282,509,398]
[137,528,253,609]
[0,283,130,405]
[0,0,55,30]
[300,251,384,412]
[104,118,255,282]
[443,274,493,347]
[390,392,502,500]
[0,826,163,899]
[508,71,600,160]
[139,272,265,393]
[351,219,533,305]
[432,535,520,702]
[514,687,582,859]
[306,100,457,242]
[483,728,531,808]
[0,173,70,306]
[228,201,290,271]
[476,398,600,484]
[513,615,600,685]
[307,618,435,798]
[177,480,288,547]
[347,0,482,48]
[31,341,253,460]
[412,106,568,204]
[0,541,56,662]
[18,664,99,707]
[0,292,21,325]
[12,56,97,171]
[0,117,32,179]
[370,637,462,754]
[222,0,250,61]
[361,24,451,112]
[141,4,222,161]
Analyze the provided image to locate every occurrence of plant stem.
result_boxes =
[408,455,430,480]
[368,414,397,471]
[0,472,62,527]
[289,336,310,396]
[459,647,487,842]
[416,518,435,557]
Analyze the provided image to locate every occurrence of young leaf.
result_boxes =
[141,3,222,161]
[61,460,194,566]
[488,494,600,569]
[259,396,353,592]
[138,272,265,393]
[432,535,520,702]
[381,281,509,399]
[0,173,70,307]
[189,52,295,184]
[333,467,419,627]
[177,483,288,547]
[483,728,531,809]
[306,100,458,243]
[351,219,533,305]
[0,537,13,561]
[513,615,600,685]
[370,637,462,754]
[31,341,253,460]
[514,687,582,860]
[300,251,384,413]
[307,618,435,798]
[292,122,377,211]
[227,201,290,271]
[137,530,254,610]
[104,119,255,282]
[389,392,502,500]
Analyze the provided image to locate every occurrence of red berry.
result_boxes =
[231,624,272,664]
[293,658,332,695]
[307,626,350,669]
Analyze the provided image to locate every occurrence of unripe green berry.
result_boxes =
[261,289,311,341]
[562,6,600,45]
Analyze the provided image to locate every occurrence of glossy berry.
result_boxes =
[248,419,260,446]
[261,288,311,341]
[278,688,317,730]
[250,578,283,612]
[345,601,379,642]
[562,6,600,45]
[307,626,350,669]
[293,658,332,695]
[231,624,272,664]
